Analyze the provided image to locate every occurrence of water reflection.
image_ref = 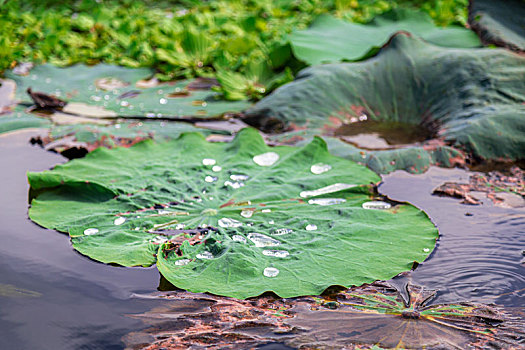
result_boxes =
[380,167,525,307]
[0,130,161,350]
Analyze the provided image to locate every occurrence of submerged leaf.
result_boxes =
[288,282,525,349]
[0,283,41,298]
[28,128,437,298]
[290,9,481,65]
[247,34,525,162]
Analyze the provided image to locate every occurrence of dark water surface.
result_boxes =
[0,130,162,350]
[381,167,525,307]
[0,130,523,349]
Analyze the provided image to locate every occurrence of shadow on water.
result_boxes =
[380,167,525,307]
[0,129,163,350]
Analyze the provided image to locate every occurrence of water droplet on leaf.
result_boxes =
[305,224,317,231]
[311,163,332,174]
[175,259,191,266]
[362,201,391,210]
[159,98,167,105]
[212,165,222,172]
[261,209,271,213]
[272,228,293,236]
[240,210,254,218]
[232,235,247,243]
[248,233,280,247]
[196,251,214,260]
[300,183,356,198]
[224,181,244,189]
[230,174,249,181]
[263,267,279,277]
[205,176,217,183]
[218,218,242,228]
[202,158,216,166]
[253,152,279,166]
[263,250,289,258]
[308,198,346,206]
[84,228,99,235]
[114,217,126,225]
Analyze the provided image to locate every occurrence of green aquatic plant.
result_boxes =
[289,8,480,65]
[0,0,473,99]
[246,33,525,162]
[28,128,437,298]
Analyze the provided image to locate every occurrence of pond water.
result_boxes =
[0,130,162,350]
[380,167,525,307]
[0,129,523,349]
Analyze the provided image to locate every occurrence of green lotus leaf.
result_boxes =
[469,0,525,52]
[289,9,481,65]
[28,128,437,298]
[6,64,250,119]
[247,34,525,161]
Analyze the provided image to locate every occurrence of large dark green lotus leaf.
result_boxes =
[469,0,525,52]
[7,64,250,119]
[289,9,481,65]
[0,108,51,134]
[247,34,525,161]
[28,128,437,299]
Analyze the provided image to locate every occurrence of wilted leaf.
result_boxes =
[433,166,525,207]
[289,9,481,65]
[288,282,525,349]
[28,128,437,298]
[247,34,525,162]
[123,290,296,349]
[469,0,525,52]
[125,282,524,349]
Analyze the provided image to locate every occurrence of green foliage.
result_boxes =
[27,128,437,298]
[0,0,471,100]
[290,9,480,65]
[247,34,525,161]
